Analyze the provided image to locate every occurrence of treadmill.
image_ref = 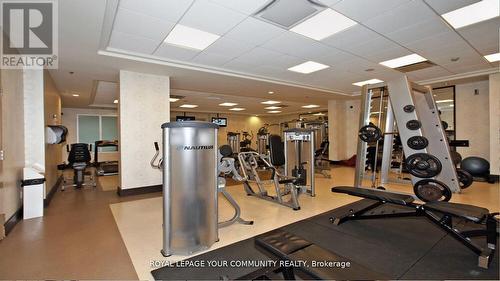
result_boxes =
[94,140,119,176]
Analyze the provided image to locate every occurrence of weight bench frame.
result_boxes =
[331,186,498,269]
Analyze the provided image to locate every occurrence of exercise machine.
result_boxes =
[330,186,498,269]
[61,143,96,190]
[355,76,461,202]
[151,122,251,257]
[284,128,315,196]
[94,140,119,176]
[303,121,331,178]
[227,132,240,155]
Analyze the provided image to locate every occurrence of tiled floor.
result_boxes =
[110,166,500,280]
[0,166,498,280]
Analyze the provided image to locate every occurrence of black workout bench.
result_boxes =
[331,186,499,269]
[247,229,387,280]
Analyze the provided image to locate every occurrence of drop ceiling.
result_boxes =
[51,0,499,111]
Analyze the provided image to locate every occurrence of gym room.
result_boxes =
[0,0,498,280]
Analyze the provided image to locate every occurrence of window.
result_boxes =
[77,114,118,152]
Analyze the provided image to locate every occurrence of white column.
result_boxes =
[328,99,361,161]
[489,72,500,175]
[119,70,170,190]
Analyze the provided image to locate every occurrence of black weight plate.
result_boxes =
[358,124,382,143]
[450,151,462,166]
[407,136,428,150]
[406,120,422,130]
[413,179,452,202]
[403,105,415,113]
[456,168,473,189]
[405,153,442,178]
[441,121,449,130]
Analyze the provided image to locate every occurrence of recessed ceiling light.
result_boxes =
[229,108,245,111]
[268,91,274,94]
[352,79,384,87]
[113,99,118,104]
[72,94,79,97]
[288,61,329,74]
[302,105,320,109]
[436,99,454,103]
[170,98,180,102]
[484,52,500,62]
[219,102,238,107]
[164,24,220,51]
[261,100,281,105]
[379,54,427,68]
[179,104,198,108]
[441,0,499,29]
[290,8,357,41]
[268,111,282,114]
[265,106,282,110]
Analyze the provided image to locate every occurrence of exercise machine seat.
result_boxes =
[255,229,311,257]
[255,229,387,280]
[425,201,489,223]
[332,186,415,205]
[269,134,285,167]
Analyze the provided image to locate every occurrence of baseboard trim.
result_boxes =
[4,206,23,236]
[117,184,162,196]
[44,176,63,207]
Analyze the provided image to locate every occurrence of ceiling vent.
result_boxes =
[395,61,437,73]
[254,0,327,29]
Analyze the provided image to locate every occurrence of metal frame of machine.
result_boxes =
[354,76,460,201]
[284,128,316,197]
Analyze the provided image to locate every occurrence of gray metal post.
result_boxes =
[354,87,373,187]
[380,99,395,185]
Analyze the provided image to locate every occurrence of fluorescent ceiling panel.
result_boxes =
[352,79,384,87]
[113,99,118,104]
[380,54,427,68]
[179,104,198,108]
[484,52,500,62]
[265,106,282,110]
[261,100,281,105]
[268,110,282,113]
[288,61,330,74]
[435,99,454,103]
[302,104,320,108]
[219,102,238,106]
[229,108,245,111]
[441,0,499,29]
[170,98,180,102]
[290,8,357,41]
[164,24,220,50]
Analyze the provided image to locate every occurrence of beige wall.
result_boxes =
[1,69,25,220]
[119,70,169,190]
[328,99,361,161]
[171,112,265,149]
[489,73,499,175]
[61,107,118,162]
[455,80,490,160]
[44,71,62,194]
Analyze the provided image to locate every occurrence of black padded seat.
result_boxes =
[278,178,297,185]
[255,229,311,257]
[332,186,415,205]
[424,202,489,223]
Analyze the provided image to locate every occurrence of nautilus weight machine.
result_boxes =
[355,76,460,202]
[284,128,315,197]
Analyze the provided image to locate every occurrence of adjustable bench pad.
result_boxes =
[424,201,489,223]
[332,186,415,205]
[255,229,388,280]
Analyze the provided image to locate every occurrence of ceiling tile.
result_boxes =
[153,43,200,61]
[224,17,286,46]
[322,25,380,50]
[363,0,437,34]
[119,0,194,22]
[346,36,411,62]
[190,52,234,67]
[108,31,159,54]
[208,0,270,15]
[386,18,451,45]
[179,1,247,35]
[113,8,175,42]
[423,0,481,14]
[332,0,411,23]
[229,47,303,68]
[202,37,255,58]
[318,0,342,6]
[458,18,500,55]
[261,31,333,60]
[407,65,454,80]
